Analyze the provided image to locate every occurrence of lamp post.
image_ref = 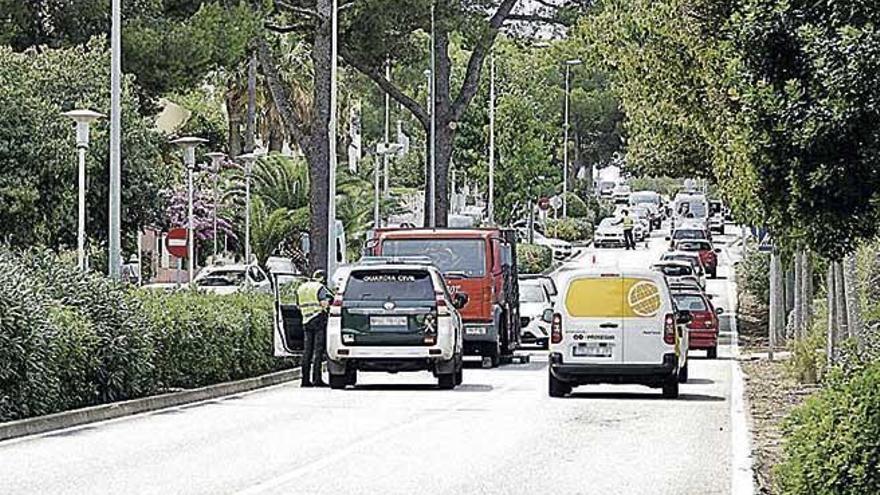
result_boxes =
[428,2,436,228]
[109,0,122,280]
[488,50,495,225]
[171,137,208,281]
[206,152,226,259]
[563,58,583,219]
[238,151,260,265]
[63,109,104,271]
[424,68,432,227]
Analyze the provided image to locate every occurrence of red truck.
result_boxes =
[368,228,521,367]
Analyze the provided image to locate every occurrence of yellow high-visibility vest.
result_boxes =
[297,281,325,322]
[623,216,634,229]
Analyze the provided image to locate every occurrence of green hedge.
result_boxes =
[518,244,553,274]
[776,363,880,494]
[0,248,289,423]
[545,218,594,243]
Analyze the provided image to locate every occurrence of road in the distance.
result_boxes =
[0,226,741,495]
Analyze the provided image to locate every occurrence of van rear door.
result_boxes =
[621,274,671,364]
[561,274,623,364]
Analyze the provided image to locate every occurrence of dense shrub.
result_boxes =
[776,362,880,494]
[137,289,285,389]
[518,244,553,274]
[545,218,593,242]
[736,248,770,304]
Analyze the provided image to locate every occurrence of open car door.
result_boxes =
[273,274,305,356]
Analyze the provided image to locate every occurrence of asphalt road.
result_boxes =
[0,225,743,495]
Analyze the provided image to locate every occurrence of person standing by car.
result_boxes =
[297,269,333,387]
[616,210,636,250]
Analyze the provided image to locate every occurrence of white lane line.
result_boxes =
[235,384,512,495]
[724,243,754,495]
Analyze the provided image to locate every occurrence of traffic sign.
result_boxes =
[538,197,551,211]
[549,195,563,211]
[167,228,188,258]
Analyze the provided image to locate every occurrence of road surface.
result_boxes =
[0,226,744,495]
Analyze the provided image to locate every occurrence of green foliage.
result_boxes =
[564,193,590,219]
[628,176,683,198]
[776,362,880,494]
[787,302,827,384]
[0,39,171,253]
[545,218,593,243]
[137,289,285,389]
[736,249,771,304]
[517,244,554,274]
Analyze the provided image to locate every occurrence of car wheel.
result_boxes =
[329,373,347,390]
[438,373,456,390]
[678,363,689,383]
[454,362,463,385]
[548,371,571,398]
[707,346,718,359]
[662,378,679,399]
[541,339,549,350]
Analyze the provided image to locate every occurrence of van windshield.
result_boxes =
[345,270,435,301]
[675,199,708,218]
[673,229,707,241]
[382,239,487,277]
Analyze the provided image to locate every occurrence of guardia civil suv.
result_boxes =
[326,257,467,389]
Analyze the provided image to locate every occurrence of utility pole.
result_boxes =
[108,0,122,279]
[383,60,391,196]
[488,50,495,225]
[171,137,208,281]
[327,0,339,277]
[428,3,437,228]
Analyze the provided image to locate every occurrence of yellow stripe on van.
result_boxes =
[565,277,661,318]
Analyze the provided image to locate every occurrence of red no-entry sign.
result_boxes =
[167,228,188,258]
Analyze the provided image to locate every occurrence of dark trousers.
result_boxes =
[302,312,327,384]
[623,228,635,250]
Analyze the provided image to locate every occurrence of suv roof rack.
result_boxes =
[357,256,435,266]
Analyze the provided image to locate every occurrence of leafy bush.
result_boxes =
[736,248,771,304]
[564,193,590,219]
[776,362,880,494]
[518,244,553,274]
[137,289,286,389]
[545,218,594,242]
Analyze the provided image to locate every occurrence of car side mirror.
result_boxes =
[715,248,722,253]
[542,308,554,323]
[715,307,724,315]
[452,292,469,309]
[665,236,671,241]
[677,311,693,325]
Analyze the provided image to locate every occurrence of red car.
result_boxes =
[672,290,722,359]
[675,239,719,278]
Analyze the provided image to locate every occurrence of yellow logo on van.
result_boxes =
[565,277,661,318]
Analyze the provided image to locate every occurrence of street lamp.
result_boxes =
[488,50,496,225]
[109,0,122,280]
[171,136,208,282]
[237,151,262,265]
[206,152,226,259]
[63,109,104,271]
[563,58,583,219]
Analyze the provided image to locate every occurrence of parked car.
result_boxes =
[708,200,725,235]
[531,231,574,260]
[519,274,558,303]
[192,263,272,295]
[670,289,723,359]
[674,239,720,278]
[651,260,702,288]
[629,190,663,229]
[369,227,521,367]
[667,221,711,248]
[546,268,691,398]
[593,217,625,248]
[324,258,466,389]
[661,251,707,288]
[518,278,554,348]
[671,192,709,230]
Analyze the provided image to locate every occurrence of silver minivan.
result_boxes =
[546,269,690,398]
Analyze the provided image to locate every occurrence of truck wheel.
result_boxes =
[678,363,689,383]
[549,371,571,398]
[454,367,463,385]
[329,373,347,390]
[662,378,679,399]
[709,267,717,279]
[346,368,358,387]
[438,373,456,390]
[707,346,718,359]
[488,340,501,368]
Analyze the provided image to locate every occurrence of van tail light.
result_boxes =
[330,294,343,315]
[435,292,449,315]
[664,313,676,345]
[550,313,563,344]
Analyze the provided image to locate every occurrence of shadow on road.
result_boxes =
[350,383,494,392]
[565,392,725,402]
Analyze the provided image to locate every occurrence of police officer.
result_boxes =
[619,210,636,250]
[297,269,333,387]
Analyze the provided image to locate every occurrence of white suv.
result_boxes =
[326,258,466,389]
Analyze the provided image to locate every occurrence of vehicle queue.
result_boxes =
[201,183,730,398]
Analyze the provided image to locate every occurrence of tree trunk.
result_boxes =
[843,254,862,347]
[793,250,803,339]
[834,261,848,341]
[803,251,813,333]
[245,50,258,153]
[226,91,242,158]
[769,249,782,358]
[827,264,838,364]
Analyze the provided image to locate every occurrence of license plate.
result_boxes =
[370,316,408,327]
[573,343,612,357]
[465,327,486,335]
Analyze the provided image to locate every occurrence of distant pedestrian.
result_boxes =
[296,269,333,387]
[617,210,636,250]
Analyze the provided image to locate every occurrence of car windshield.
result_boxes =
[678,241,711,251]
[599,218,619,228]
[658,264,693,276]
[520,284,546,303]
[195,270,246,287]
[382,239,487,277]
[664,255,699,268]
[673,229,707,241]
[674,294,708,312]
[630,192,659,205]
[344,270,435,301]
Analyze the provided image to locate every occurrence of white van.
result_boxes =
[545,269,690,398]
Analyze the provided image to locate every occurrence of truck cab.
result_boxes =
[368,228,521,367]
